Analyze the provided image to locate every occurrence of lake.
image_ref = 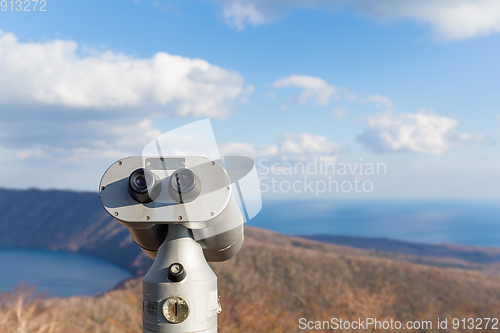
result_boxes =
[0,248,131,298]
[248,199,500,247]
[1,199,498,298]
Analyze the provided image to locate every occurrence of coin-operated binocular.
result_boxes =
[99,154,259,333]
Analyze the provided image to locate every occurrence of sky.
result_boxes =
[0,0,499,200]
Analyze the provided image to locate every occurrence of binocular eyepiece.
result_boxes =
[128,168,162,203]
[128,167,202,204]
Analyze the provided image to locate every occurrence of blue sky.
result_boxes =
[0,0,499,199]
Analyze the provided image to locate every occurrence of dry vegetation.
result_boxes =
[2,227,500,332]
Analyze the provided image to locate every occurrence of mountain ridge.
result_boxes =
[1,188,500,332]
[0,188,499,275]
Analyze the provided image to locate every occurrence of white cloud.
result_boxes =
[219,142,279,158]
[357,109,487,154]
[272,75,338,109]
[281,133,339,162]
[272,74,393,111]
[0,30,249,118]
[215,0,500,40]
[0,31,252,190]
[16,147,45,160]
[333,106,347,119]
[367,94,393,110]
[0,30,250,155]
[219,1,268,30]
[9,118,162,164]
[265,90,277,98]
[220,133,339,163]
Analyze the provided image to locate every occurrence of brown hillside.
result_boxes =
[2,227,500,332]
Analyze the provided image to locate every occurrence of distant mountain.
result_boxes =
[301,234,500,264]
[0,188,499,276]
[1,188,500,332]
[0,188,152,274]
[3,226,500,333]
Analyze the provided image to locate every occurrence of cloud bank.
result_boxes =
[272,75,338,109]
[271,74,391,111]
[0,30,251,189]
[216,0,500,40]
[0,30,249,119]
[220,132,339,163]
[357,110,487,154]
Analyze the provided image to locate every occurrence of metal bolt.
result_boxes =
[210,212,214,217]
[114,212,119,216]
[168,263,186,282]
[162,296,189,324]
[178,216,182,220]
[118,161,122,166]
[100,186,105,191]
[211,161,215,166]
[146,216,150,221]
[226,186,230,190]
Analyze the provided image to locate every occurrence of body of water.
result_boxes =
[1,199,498,298]
[248,199,500,247]
[0,248,131,298]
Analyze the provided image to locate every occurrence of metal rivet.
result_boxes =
[210,212,214,216]
[118,161,122,165]
[100,186,105,191]
[226,186,230,190]
[114,212,119,216]
[146,216,150,221]
[178,216,182,220]
[211,161,215,166]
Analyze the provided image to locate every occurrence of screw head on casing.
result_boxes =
[168,263,186,282]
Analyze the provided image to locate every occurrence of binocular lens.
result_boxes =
[175,174,192,189]
[171,170,196,192]
[168,168,201,203]
[128,168,162,203]
[134,174,147,189]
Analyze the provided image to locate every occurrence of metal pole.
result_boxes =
[142,224,218,333]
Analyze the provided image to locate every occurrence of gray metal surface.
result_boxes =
[98,155,248,332]
[99,156,232,228]
[143,224,218,333]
